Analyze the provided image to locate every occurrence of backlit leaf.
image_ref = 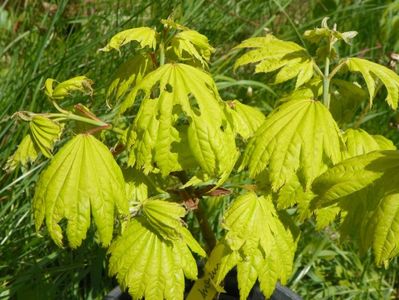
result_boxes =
[234,35,314,88]
[241,99,343,191]
[169,27,215,67]
[99,27,157,52]
[343,128,396,159]
[4,135,38,172]
[108,218,205,300]
[206,192,296,299]
[107,54,153,106]
[29,116,62,158]
[346,57,399,109]
[33,134,128,248]
[225,100,265,140]
[121,63,238,181]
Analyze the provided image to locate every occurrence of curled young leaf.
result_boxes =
[33,134,128,248]
[29,116,62,158]
[4,135,38,172]
[304,17,357,46]
[99,27,157,52]
[45,76,93,100]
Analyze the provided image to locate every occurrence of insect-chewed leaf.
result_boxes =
[345,57,399,109]
[234,35,314,88]
[312,150,399,208]
[4,135,38,172]
[142,199,186,240]
[108,218,205,300]
[99,27,157,52]
[202,192,296,299]
[225,100,265,140]
[107,54,153,106]
[241,99,343,191]
[343,128,396,159]
[121,63,238,181]
[29,116,62,158]
[45,76,93,100]
[33,134,128,248]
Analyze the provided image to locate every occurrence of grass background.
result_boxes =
[1,0,399,299]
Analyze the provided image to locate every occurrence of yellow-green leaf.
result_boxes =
[214,192,296,299]
[33,134,128,248]
[99,27,157,52]
[343,128,396,159]
[45,76,93,100]
[142,199,186,240]
[4,135,38,172]
[108,218,205,300]
[312,150,399,208]
[234,35,314,88]
[169,29,215,67]
[225,100,265,140]
[346,57,399,109]
[107,54,153,107]
[29,116,62,158]
[241,99,343,191]
[122,63,238,181]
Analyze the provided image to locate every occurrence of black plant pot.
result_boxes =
[105,268,302,300]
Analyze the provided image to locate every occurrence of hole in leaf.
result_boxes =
[150,81,161,99]
[188,93,201,116]
[165,83,173,93]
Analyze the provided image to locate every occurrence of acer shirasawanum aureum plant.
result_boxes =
[5,17,399,299]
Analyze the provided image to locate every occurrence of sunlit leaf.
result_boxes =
[108,218,205,300]
[142,199,186,240]
[168,26,215,67]
[346,57,399,109]
[107,54,153,106]
[205,192,296,299]
[4,135,38,172]
[33,134,128,248]
[121,63,238,181]
[225,100,265,140]
[99,27,157,52]
[241,99,343,191]
[29,116,62,158]
[234,35,314,88]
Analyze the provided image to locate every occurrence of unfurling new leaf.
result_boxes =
[45,76,93,100]
[5,116,62,171]
[33,134,128,248]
